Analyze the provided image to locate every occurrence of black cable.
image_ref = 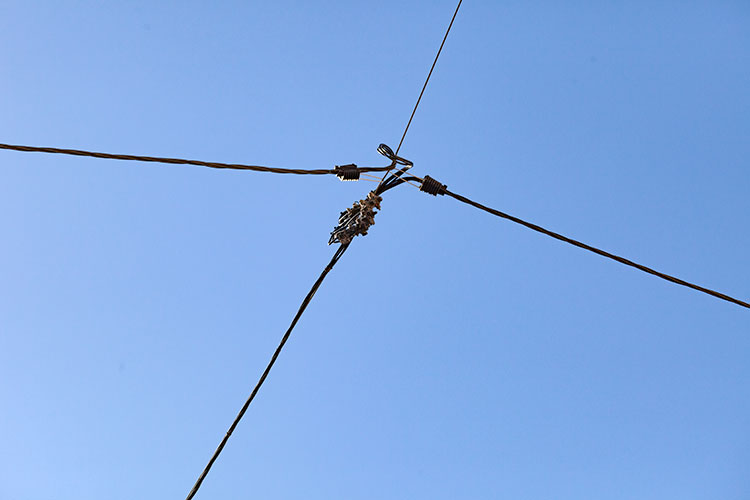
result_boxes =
[0,143,392,176]
[185,243,351,500]
[375,165,414,195]
[374,143,414,195]
[439,187,749,309]
[393,0,463,157]
[376,0,463,191]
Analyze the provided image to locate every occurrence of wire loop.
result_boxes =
[377,143,412,166]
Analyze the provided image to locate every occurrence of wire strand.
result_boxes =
[0,143,392,176]
[377,0,463,190]
[185,243,351,500]
[394,0,462,156]
[361,173,386,182]
[442,189,749,309]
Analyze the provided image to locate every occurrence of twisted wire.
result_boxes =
[0,143,393,176]
[185,243,351,500]
[442,188,749,309]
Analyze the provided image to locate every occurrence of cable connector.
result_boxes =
[420,175,447,196]
[328,191,383,245]
[334,163,361,181]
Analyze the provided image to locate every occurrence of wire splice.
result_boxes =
[328,191,382,245]
[334,163,361,181]
[420,175,447,196]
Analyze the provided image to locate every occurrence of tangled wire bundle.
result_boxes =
[328,191,383,245]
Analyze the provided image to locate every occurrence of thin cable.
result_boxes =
[395,176,421,190]
[394,0,462,156]
[376,0,463,190]
[361,173,386,182]
[443,189,749,309]
[376,169,422,194]
[401,173,426,189]
[185,243,351,500]
[375,165,414,195]
[0,143,393,176]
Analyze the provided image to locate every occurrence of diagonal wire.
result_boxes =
[442,188,749,309]
[0,143,392,176]
[377,0,463,190]
[185,243,351,500]
[394,0,463,157]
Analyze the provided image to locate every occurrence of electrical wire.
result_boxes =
[394,0,463,157]
[184,243,351,500]
[442,188,749,309]
[399,172,427,190]
[0,143,393,176]
[361,173,387,182]
[377,0,463,190]
[392,176,421,190]
[375,164,415,195]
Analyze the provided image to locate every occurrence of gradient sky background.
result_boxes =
[1,1,749,499]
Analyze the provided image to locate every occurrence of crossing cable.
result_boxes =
[416,177,749,309]
[377,0,463,190]
[185,243,351,500]
[393,0,463,157]
[0,143,393,176]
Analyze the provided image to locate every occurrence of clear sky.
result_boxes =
[1,1,749,499]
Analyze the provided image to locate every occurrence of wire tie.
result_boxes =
[334,163,361,181]
[420,175,447,196]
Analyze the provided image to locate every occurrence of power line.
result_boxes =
[0,143,393,176]
[432,186,748,309]
[377,0,462,190]
[394,0,463,157]
[185,243,350,500]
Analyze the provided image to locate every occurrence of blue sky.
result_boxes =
[1,1,749,499]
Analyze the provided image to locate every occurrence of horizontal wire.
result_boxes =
[443,188,749,309]
[0,143,393,176]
